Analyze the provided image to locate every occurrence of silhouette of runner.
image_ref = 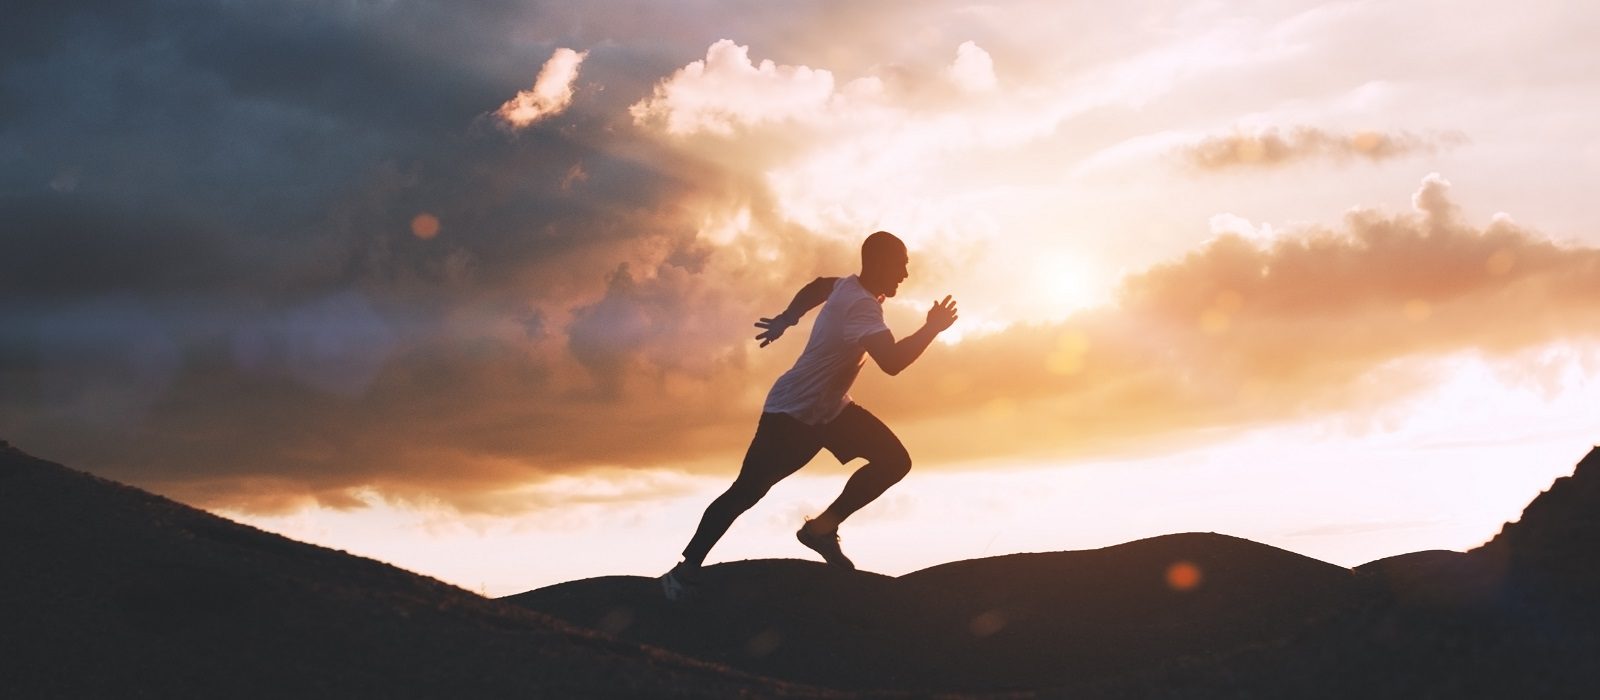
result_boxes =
[662,231,958,600]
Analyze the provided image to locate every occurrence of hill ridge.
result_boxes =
[0,442,829,698]
[6,439,1599,696]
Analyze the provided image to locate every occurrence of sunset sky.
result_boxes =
[5,0,1599,596]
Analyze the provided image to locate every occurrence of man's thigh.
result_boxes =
[733,412,825,488]
[820,403,907,464]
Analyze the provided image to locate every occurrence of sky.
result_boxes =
[4,0,1599,596]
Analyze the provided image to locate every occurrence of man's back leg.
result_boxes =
[676,413,822,569]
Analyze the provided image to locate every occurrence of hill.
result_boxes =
[508,447,1600,697]
[1095,445,1600,698]
[506,534,1366,693]
[0,441,830,698]
[7,437,1599,697]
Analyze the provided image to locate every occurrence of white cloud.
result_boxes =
[496,47,587,129]
[947,41,998,93]
[1208,212,1277,242]
[629,40,841,135]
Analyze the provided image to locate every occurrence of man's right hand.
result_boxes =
[926,295,959,332]
[754,314,797,348]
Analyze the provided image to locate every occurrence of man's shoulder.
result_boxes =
[828,275,869,299]
[827,282,881,310]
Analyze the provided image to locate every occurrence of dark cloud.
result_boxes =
[0,0,731,306]
[0,195,280,300]
[1,1,862,513]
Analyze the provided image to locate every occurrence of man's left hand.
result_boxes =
[754,314,797,347]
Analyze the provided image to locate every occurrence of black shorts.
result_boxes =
[734,403,907,486]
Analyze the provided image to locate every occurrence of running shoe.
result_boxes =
[796,520,856,570]
[659,562,700,602]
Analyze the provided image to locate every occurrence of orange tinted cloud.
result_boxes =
[862,174,1600,463]
[117,173,1600,516]
[129,195,854,516]
[1183,127,1466,170]
[16,0,1600,526]
[32,165,1596,521]
[495,47,587,129]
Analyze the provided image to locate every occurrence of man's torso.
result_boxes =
[762,276,889,425]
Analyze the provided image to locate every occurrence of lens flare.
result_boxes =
[1486,249,1516,276]
[745,628,783,657]
[411,213,441,240]
[1404,299,1432,322]
[1047,329,1090,375]
[1166,560,1202,591]
[970,610,1007,637]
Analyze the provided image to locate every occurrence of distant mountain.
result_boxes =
[0,442,826,698]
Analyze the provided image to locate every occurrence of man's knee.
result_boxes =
[876,448,912,481]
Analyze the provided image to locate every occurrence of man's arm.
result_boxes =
[861,295,958,376]
[754,276,840,347]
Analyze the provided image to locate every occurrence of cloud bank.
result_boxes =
[865,174,1600,463]
[5,2,1597,521]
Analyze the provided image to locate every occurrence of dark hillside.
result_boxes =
[0,442,827,698]
[509,533,1366,692]
[1092,446,1600,698]
[8,438,1598,697]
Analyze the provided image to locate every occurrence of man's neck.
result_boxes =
[857,273,889,297]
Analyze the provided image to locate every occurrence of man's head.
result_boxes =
[859,230,909,297]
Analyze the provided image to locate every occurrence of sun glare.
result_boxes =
[1032,254,1104,319]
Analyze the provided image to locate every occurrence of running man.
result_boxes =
[661,231,958,601]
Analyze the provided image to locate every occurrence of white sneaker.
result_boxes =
[659,563,700,602]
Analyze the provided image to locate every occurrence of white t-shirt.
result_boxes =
[763,276,891,425]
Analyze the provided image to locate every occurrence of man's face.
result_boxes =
[877,249,909,297]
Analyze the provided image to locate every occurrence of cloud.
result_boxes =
[101,172,1586,517]
[629,39,846,136]
[495,47,588,129]
[625,38,1076,251]
[0,1,813,514]
[566,260,736,395]
[857,174,1600,463]
[1282,519,1440,538]
[7,2,1600,522]
[947,41,998,93]
[1182,127,1467,170]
